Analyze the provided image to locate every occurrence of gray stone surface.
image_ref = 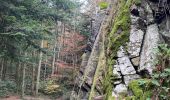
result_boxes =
[117,46,126,58]
[114,84,127,94]
[117,51,136,75]
[118,63,136,75]
[128,15,144,57]
[114,80,122,85]
[145,3,154,25]
[140,24,160,74]
[124,74,140,85]
[113,68,121,79]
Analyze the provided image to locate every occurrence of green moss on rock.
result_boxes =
[104,0,133,99]
[108,0,132,58]
[104,0,141,99]
[103,59,115,100]
[99,2,109,10]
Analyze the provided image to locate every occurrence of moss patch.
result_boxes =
[108,0,132,58]
[128,79,153,100]
[99,2,109,10]
[103,59,115,100]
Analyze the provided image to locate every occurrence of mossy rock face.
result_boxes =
[99,2,109,10]
[105,0,141,99]
[128,79,152,100]
[105,0,133,99]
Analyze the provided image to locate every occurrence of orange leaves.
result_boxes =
[57,28,86,56]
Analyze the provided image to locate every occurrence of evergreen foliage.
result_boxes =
[0,0,89,98]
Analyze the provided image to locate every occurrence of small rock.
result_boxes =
[113,69,121,79]
[114,80,122,85]
[123,74,140,85]
[119,64,136,75]
[117,56,136,75]
[131,57,140,66]
[114,84,127,94]
[117,46,126,58]
[93,95,104,100]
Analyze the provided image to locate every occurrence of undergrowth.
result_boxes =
[0,80,17,97]
[151,44,170,99]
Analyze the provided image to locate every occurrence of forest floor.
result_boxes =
[0,95,61,100]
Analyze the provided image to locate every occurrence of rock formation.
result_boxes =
[72,0,170,99]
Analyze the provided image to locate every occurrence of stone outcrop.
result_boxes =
[73,0,170,99]
[111,0,170,97]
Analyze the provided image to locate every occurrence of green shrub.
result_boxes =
[39,80,60,94]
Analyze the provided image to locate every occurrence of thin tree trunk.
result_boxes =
[16,61,21,94]
[21,54,27,98]
[0,58,4,80]
[35,40,44,96]
[32,65,35,95]
[55,22,60,74]
[2,59,7,80]
[31,51,36,95]
[51,47,56,75]
[44,55,47,81]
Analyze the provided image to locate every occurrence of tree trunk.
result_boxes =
[2,59,7,80]
[32,65,35,95]
[44,55,47,81]
[16,61,21,94]
[0,58,4,80]
[21,58,26,98]
[32,51,36,95]
[35,40,44,96]
[51,47,56,75]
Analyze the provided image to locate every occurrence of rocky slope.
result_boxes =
[112,0,170,97]
[71,0,170,99]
